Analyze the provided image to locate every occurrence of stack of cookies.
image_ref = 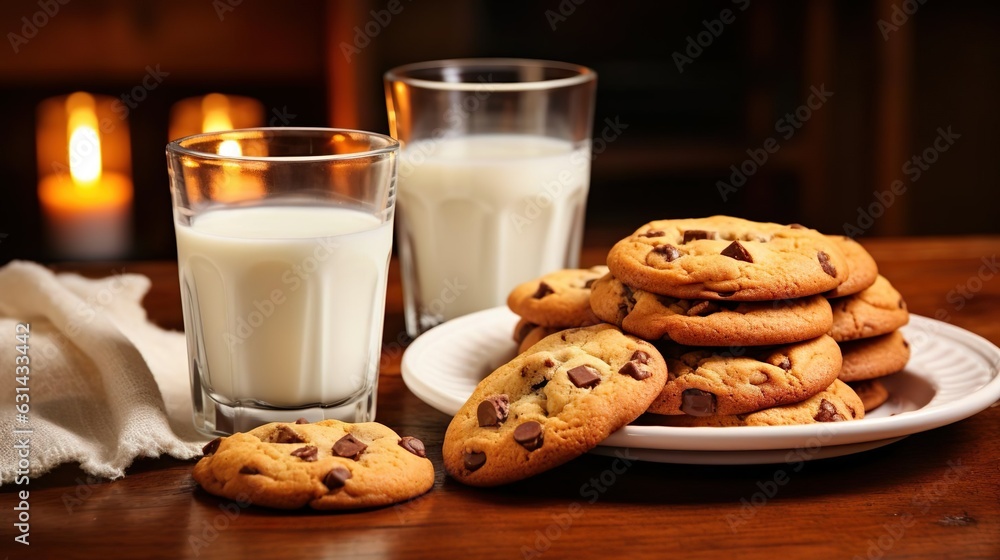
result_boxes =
[445,216,910,485]
[825,236,910,412]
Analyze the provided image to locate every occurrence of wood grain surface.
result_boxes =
[5,236,1000,559]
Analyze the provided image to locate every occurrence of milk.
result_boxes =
[397,134,590,328]
[176,205,392,408]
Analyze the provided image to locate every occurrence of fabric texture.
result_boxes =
[0,260,204,485]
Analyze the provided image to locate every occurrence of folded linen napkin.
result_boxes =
[0,261,204,484]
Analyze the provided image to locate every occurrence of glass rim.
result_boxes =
[383,58,596,92]
[166,127,400,163]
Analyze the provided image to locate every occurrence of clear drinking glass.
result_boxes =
[166,128,398,436]
[385,58,597,336]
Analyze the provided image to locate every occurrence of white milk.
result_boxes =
[397,134,590,325]
[176,205,392,408]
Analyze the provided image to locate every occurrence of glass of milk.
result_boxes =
[385,59,597,336]
[166,128,398,436]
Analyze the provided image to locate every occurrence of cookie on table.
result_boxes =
[849,378,890,412]
[192,420,434,510]
[647,334,842,416]
[828,275,909,342]
[590,273,833,346]
[839,330,911,382]
[507,266,608,328]
[650,379,864,427]
[606,216,850,301]
[825,236,879,298]
[443,324,667,487]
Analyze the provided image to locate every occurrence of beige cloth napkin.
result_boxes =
[0,260,204,485]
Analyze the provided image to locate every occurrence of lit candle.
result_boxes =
[37,92,133,260]
[169,93,265,202]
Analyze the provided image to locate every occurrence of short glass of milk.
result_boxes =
[385,59,597,336]
[166,128,398,436]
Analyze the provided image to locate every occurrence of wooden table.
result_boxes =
[7,236,1000,559]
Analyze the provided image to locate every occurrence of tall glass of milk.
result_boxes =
[385,59,597,336]
[166,128,398,436]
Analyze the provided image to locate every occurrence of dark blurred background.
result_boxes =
[0,0,997,264]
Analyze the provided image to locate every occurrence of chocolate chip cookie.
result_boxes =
[192,420,434,510]
[590,273,833,346]
[828,275,909,342]
[606,216,849,301]
[849,378,890,412]
[825,236,879,298]
[651,379,863,427]
[443,324,667,486]
[839,330,911,382]
[507,266,607,328]
[647,334,842,416]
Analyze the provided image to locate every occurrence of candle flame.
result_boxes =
[202,93,242,157]
[66,92,102,186]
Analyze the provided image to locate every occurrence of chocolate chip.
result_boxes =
[686,300,720,316]
[898,298,905,309]
[814,399,846,422]
[681,389,717,416]
[544,358,555,367]
[721,240,753,263]
[239,466,259,475]
[641,230,665,238]
[294,418,309,424]
[622,284,636,306]
[513,421,544,451]
[817,251,837,277]
[777,356,791,371]
[533,282,554,299]
[584,278,597,289]
[464,451,486,471]
[618,360,651,380]
[398,436,426,458]
[616,303,630,325]
[652,244,681,262]
[515,321,536,343]
[531,378,550,391]
[567,365,601,388]
[323,466,352,490]
[269,425,305,444]
[903,339,910,349]
[332,434,368,460]
[716,291,736,298]
[630,350,650,364]
[683,230,717,243]
[291,446,318,462]
[202,437,222,456]
[477,395,510,427]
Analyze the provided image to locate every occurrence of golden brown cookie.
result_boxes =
[192,420,434,510]
[647,335,842,416]
[606,216,849,301]
[443,324,667,487]
[649,379,864,427]
[590,273,833,346]
[825,236,879,298]
[849,378,890,412]
[828,275,909,342]
[518,324,561,354]
[839,330,911,382]
[507,266,607,327]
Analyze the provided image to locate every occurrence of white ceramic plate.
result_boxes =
[401,307,1000,464]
